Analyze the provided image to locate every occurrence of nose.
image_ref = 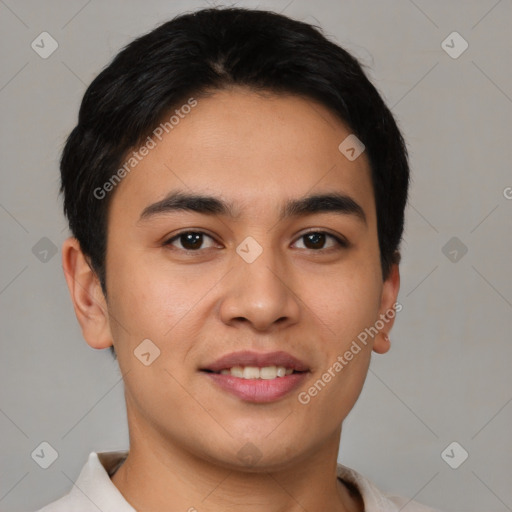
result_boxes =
[218,249,301,332]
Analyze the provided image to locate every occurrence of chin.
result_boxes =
[200,436,308,473]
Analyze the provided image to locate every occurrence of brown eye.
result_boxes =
[165,231,216,251]
[293,231,348,250]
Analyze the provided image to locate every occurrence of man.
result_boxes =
[38,6,440,511]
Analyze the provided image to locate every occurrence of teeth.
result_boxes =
[243,366,260,379]
[260,366,278,380]
[230,366,244,378]
[218,366,295,379]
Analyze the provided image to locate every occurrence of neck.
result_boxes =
[111,403,363,511]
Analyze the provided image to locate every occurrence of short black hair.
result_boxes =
[60,7,409,360]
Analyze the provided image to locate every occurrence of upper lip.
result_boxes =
[201,350,309,372]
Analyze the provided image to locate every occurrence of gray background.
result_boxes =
[1,0,511,510]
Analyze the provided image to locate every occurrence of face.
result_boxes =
[91,88,399,470]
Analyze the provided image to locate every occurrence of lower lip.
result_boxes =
[203,372,308,403]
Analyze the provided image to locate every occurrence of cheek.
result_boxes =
[302,261,381,419]
[106,256,190,339]
[106,251,222,361]
[300,262,382,340]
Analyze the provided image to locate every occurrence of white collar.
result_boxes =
[42,450,437,512]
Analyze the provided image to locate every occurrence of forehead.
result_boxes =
[109,88,375,224]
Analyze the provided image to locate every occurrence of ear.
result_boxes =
[372,256,401,355]
[61,237,113,350]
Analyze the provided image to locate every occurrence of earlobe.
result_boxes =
[372,258,400,355]
[61,237,113,350]
[373,332,391,354]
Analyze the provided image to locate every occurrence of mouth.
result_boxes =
[200,351,310,403]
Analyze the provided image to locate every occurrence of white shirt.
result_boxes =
[35,451,440,511]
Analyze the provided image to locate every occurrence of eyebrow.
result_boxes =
[138,190,367,225]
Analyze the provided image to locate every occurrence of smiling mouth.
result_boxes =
[200,350,310,402]
[201,366,306,380]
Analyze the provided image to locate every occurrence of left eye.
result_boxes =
[165,232,217,251]
[293,232,346,250]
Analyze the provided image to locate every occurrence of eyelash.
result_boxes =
[163,230,349,252]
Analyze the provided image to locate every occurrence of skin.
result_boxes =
[62,87,400,512]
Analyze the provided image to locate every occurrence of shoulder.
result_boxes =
[337,463,441,512]
[32,450,131,512]
[384,494,442,512]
